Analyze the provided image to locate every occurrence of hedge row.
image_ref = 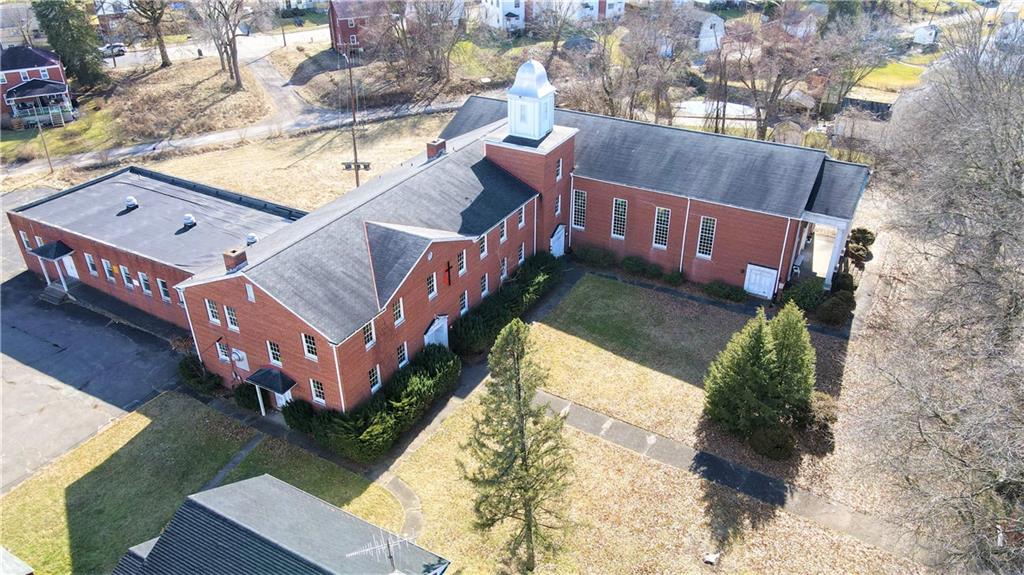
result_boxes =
[572,245,684,286]
[449,252,563,356]
[282,344,462,463]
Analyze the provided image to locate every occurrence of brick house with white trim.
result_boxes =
[8,60,867,416]
[1,45,75,128]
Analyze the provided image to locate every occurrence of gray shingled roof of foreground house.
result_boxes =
[113,475,449,575]
[181,131,536,343]
[440,96,869,220]
[12,167,304,274]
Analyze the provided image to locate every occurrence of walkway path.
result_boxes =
[201,433,266,491]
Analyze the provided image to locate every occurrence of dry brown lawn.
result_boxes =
[2,113,454,212]
[533,273,899,518]
[105,58,270,142]
[396,392,922,574]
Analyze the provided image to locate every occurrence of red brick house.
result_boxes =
[8,60,867,417]
[1,45,75,128]
[328,0,374,54]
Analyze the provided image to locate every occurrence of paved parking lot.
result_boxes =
[1,188,181,494]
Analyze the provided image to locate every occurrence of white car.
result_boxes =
[99,43,127,57]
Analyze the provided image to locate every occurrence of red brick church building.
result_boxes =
[8,60,867,416]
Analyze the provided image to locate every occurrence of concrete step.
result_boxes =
[39,284,68,305]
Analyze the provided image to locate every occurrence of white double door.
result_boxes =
[274,390,292,409]
[743,264,779,299]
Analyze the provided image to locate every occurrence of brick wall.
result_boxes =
[8,212,192,328]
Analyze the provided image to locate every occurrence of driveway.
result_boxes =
[1,188,181,494]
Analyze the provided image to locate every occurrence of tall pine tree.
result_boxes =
[462,319,572,572]
[33,0,106,86]
[703,308,779,436]
[769,301,816,426]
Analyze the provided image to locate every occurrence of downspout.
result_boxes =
[568,172,575,248]
[333,342,347,413]
[678,198,691,273]
[776,217,791,296]
[178,286,202,361]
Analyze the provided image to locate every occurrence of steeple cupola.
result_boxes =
[507,59,556,141]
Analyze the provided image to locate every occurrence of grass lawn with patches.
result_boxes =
[396,394,921,573]
[859,61,925,92]
[0,104,119,165]
[224,437,403,532]
[0,393,256,575]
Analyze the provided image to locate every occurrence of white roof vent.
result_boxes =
[245,232,259,246]
[125,195,138,209]
[183,213,197,227]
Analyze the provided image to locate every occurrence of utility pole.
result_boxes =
[339,46,368,186]
[36,122,53,173]
[280,16,287,46]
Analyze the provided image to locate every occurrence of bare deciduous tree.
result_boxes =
[869,10,1024,573]
[819,11,896,114]
[370,0,465,82]
[127,0,172,68]
[531,0,579,70]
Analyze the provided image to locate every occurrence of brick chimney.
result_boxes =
[426,138,446,160]
[223,248,247,272]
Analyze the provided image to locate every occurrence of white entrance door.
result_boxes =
[549,224,565,258]
[424,315,449,348]
[744,264,779,299]
[62,255,79,280]
[274,390,292,409]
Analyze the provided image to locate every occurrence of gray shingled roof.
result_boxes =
[440,96,869,220]
[246,367,297,394]
[1,46,59,70]
[12,167,303,274]
[5,78,66,99]
[115,475,448,575]
[807,159,870,219]
[197,135,536,343]
[366,222,470,308]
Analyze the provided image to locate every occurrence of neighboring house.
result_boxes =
[0,46,75,128]
[530,0,626,24]
[93,0,130,29]
[480,0,527,32]
[9,60,868,417]
[781,8,820,39]
[686,9,725,53]
[328,0,374,53]
[913,24,940,46]
[113,475,449,575]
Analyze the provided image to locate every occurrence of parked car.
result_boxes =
[99,43,127,57]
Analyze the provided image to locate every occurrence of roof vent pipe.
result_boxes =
[125,196,138,209]
[246,233,259,246]
[183,213,197,228]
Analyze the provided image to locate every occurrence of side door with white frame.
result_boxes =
[743,264,779,299]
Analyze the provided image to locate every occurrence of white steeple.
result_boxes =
[507,60,555,141]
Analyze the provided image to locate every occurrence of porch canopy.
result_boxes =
[29,240,73,261]
[245,367,296,394]
[5,79,67,100]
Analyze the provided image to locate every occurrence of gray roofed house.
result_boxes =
[113,474,449,575]
[440,95,867,221]
[0,45,59,70]
[12,166,304,274]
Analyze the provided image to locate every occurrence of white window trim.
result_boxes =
[349,34,358,45]
[363,320,376,350]
[478,235,488,258]
[347,18,355,27]
[302,333,319,361]
[556,157,563,181]
[267,340,283,367]
[555,194,562,216]
[34,235,43,247]
[225,305,240,332]
[481,273,489,297]
[500,257,508,280]
[393,298,405,326]
[460,290,469,315]
[518,242,526,264]
[120,266,134,289]
[18,231,30,249]
[205,299,220,324]
[611,198,628,240]
[40,69,49,80]
[572,189,587,230]
[19,71,29,82]
[427,272,438,300]
[517,206,525,229]
[310,378,326,405]
[653,207,671,250]
[85,253,98,276]
[397,341,409,368]
[458,249,467,276]
[370,364,382,394]
[216,341,230,362]
[499,220,507,243]
[158,279,171,302]
[102,259,116,281]
[245,283,255,302]
[697,216,717,260]
[175,287,186,308]
[138,272,152,296]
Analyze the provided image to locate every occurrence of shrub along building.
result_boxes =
[8,60,868,417]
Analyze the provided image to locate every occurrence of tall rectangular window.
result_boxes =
[34,235,43,247]
[500,257,508,280]
[460,290,469,315]
[499,220,507,243]
[556,158,563,181]
[18,231,30,249]
[102,259,115,281]
[175,287,186,308]
[157,279,171,301]
[205,299,220,324]
[457,250,467,275]
[653,207,671,249]
[302,333,318,360]
[572,190,587,229]
[393,298,404,325]
[267,340,282,366]
[518,242,526,264]
[427,272,437,299]
[362,321,375,348]
[138,272,152,296]
[120,265,134,289]
[611,198,628,239]
[310,378,326,404]
[369,365,381,394]
[245,283,255,302]
[478,235,488,258]
[517,206,525,228]
[225,305,239,331]
[697,216,716,259]
[555,194,562,216]
[481,274,489,297]
[84,253,98,275]
[397,341,408,367]
[216,341,230,362]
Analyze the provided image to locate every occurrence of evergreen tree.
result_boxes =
[33,0,106,86]
[703,308,779,436]
[462,319,572,572]
[769,301,816,425]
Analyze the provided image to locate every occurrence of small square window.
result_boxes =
[40,69,49,80]
[499,220,507,243]
[397,342,408,367]
[393,298,404,325]
[158,279,171,301]
[205,299,220,324]
[369,365,381,393]
[457,250,467,275]
[310,378,326,404]
[268,340,282,366]
[480,274,489,297]
[302,333,318,360]
[517,206,525,228]
[347,18,355,27]
[138,272,152,296]
[478,235,488,258]
[245,283,255,302]
[362,321,375,348]
[216,341,230,362]
[225,305,239,331]
[84,253,98,275]
[19,71,29,82]
[349,34,358,45]
[460,290,469,315]
[427,272,437,299]
[518,242,526,264]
